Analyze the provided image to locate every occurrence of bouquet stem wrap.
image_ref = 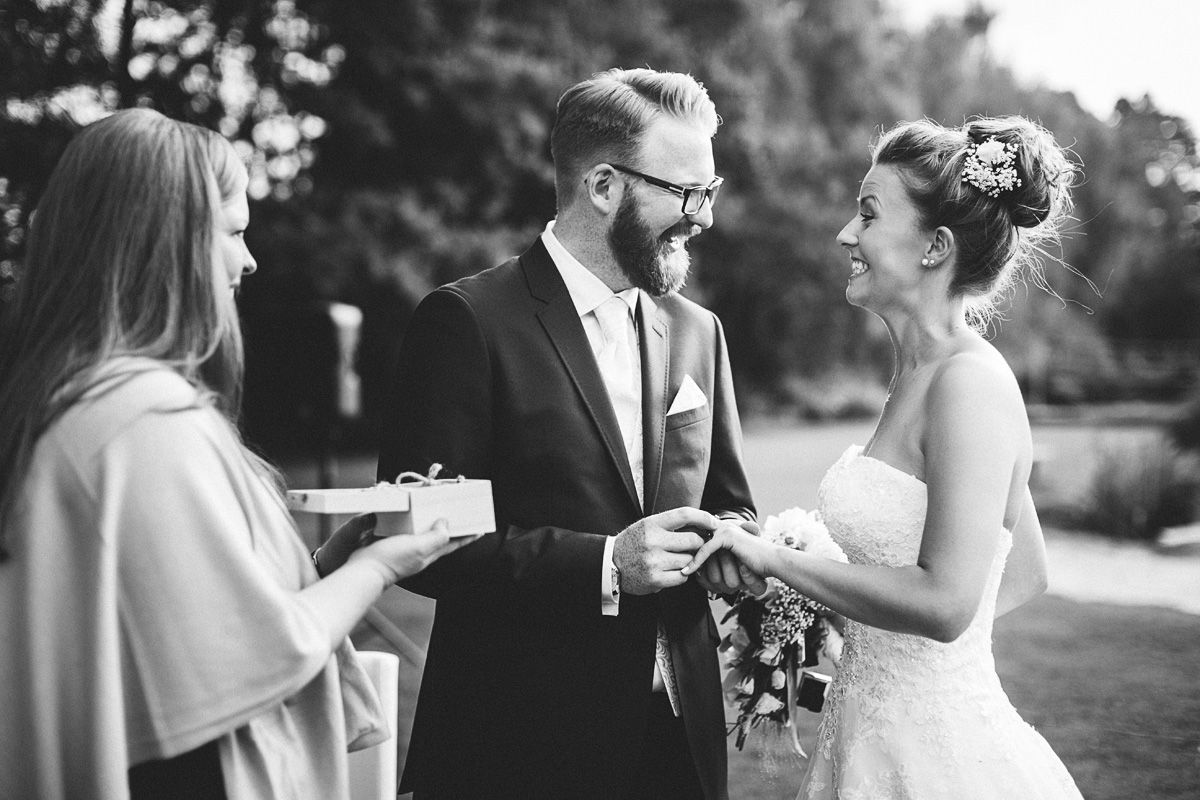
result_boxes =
[784,647,805,758]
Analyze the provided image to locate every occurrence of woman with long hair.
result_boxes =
[684,116,1085,799]
[0,108,468,799]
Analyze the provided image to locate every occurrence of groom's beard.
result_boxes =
[608,192,694,297]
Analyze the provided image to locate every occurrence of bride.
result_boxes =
[684,116,1086,799]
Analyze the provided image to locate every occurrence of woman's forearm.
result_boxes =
[770,549,979,643]
[298,560,391,651]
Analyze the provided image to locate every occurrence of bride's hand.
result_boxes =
[692,519,765,595]
[681,525,774,594]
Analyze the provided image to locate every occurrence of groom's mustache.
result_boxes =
[660,221,700,244]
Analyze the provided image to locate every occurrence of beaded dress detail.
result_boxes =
[797,446,1084,800]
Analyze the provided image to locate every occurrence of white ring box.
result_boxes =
[286,479,495,538]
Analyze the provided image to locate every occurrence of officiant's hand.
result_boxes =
[692,519,766,595]
[613,507,718,595]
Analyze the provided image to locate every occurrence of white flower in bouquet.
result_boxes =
[722,669,756,704]
[752,693,784,716]
[757,640,783,665]
[762,507,847,564]
[728,625,751,653]
[771,669,787,690]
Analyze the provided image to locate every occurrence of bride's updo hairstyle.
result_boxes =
[872,116,1076,321]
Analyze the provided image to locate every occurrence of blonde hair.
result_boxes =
[0,109,249,558]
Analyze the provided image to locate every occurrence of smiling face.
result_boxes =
[213,172,256,293]
[836,163,933,313]
[607,115,715,296]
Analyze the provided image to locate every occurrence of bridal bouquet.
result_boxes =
[720,507,846,757]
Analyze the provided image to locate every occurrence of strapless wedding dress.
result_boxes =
[797,446,1084,800]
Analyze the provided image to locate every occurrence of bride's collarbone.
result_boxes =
[861,436,925,482]
[869,348,996,477]
[865,398,928,480]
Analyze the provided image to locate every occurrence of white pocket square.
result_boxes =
[667,375,708,416]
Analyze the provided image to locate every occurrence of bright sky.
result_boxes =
[891,0,1200,127]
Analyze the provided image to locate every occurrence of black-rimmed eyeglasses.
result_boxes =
[609,164,723,216]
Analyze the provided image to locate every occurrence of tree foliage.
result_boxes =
[3,0,1198,450]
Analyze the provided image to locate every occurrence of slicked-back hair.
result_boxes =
[550,68,720,210]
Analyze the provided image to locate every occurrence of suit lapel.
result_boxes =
[523,241,642,512]
[638,295,668,514]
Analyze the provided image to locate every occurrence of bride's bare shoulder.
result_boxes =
[926,345,1028,433]
[933,341,1020,396]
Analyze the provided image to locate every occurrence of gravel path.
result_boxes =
[1044,526,1200,615]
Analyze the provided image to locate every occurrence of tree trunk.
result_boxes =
[115,0,135,108]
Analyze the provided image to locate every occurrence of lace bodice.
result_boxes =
[817,445,1011,697]
[797,446,1082,800]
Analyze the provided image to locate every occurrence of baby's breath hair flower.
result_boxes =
[961,136,1022,198]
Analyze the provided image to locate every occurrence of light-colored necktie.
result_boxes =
[593,296,643,505]
[593,296,679,715]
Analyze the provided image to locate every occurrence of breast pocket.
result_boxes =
[658,410,712,503]
[665,405,710,432]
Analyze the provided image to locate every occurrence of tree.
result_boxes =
[0,0,341,287]
[4,0,1198,447]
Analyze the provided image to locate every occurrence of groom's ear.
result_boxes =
[583,164,622,216]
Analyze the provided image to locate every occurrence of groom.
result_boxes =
[377,67,757,799]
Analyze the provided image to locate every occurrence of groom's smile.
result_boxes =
[661,220,700,252]
[850,257,869,278]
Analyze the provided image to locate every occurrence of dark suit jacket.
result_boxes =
[377,237,755,799]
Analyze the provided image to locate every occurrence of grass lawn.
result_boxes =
[993,597,1200,800]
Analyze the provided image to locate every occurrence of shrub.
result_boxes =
[776,369,888,421]
[1076,441,1200,541]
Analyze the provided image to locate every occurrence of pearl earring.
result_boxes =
[921,257,931,267]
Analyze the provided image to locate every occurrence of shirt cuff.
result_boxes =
[601,535,619,616]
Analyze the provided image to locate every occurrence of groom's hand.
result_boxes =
[612,507,718,595]
[692,519,764,595]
